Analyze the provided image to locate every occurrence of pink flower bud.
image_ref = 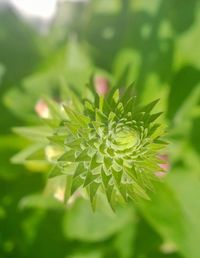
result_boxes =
[155,154,170,178]
[35,99,50,118]
[94,76,109,96]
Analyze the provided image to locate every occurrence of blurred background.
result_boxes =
[0,0,200,257]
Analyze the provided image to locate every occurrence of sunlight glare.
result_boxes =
[9,0,57,19]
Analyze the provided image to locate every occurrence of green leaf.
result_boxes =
[26,148,46,161]
[141,99,160,113]
[85,100,94,112]
[112,89,120,104]
[105,184,114,206]
[88,181,100,211]
[90,153,101,170]
[116,102,124,114]
[148,112,163,123]
[58,150,75,162]
[65,138,82,149]
[127,183,150,201]
[48,134,66,145]
[137,182,186,256]
[44,97,66,120]
[63,198,134,242]
[71,176,84,194]
[73,162,85,178]
[167,168,200,258]
[101,167,111,188]
[41,118,61,128]
[83,171,100,187]
[63,105,90,126]
[112,167,122,186]
[95,108,107,123]
[49,165,62,178]
[104,156,112,169]
[11,143,46,164]
[13,126,52,142]
[75,149,90,162]
[118,183,127,202]
[64,175,73,203]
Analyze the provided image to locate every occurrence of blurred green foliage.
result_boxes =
[0,0,200,258]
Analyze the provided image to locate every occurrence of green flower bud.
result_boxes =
[14,86,167,210]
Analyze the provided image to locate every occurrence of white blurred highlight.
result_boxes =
[9,0,57,20]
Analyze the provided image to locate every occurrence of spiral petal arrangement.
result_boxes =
[43,87,166,209]
[14,86,167,210]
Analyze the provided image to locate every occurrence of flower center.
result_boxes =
[114,127,139,150]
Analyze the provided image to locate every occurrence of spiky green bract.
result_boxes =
[14,87,167,210]
[48,87,167,209]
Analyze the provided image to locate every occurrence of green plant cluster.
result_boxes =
[0,0,200,258]
[14,86,166,210]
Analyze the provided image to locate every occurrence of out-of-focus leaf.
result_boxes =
[0,7,43,92]
[190,117,200,153]
[113,49,141,87]
[69,251,103,258]
[3,38,94,122]
[137,182,187,256]
[167,66,200,120]
[18,194,64,210]
[113,222,136,258]
[0,63,5,84]
[167,164,200,258]
[13,126,52,142]
[133,217,163,258]
[63,198,134,242]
